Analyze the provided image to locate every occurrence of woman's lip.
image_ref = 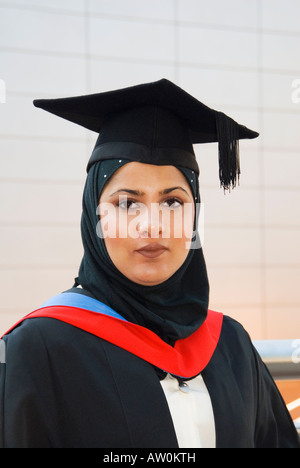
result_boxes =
[135,244,168,259]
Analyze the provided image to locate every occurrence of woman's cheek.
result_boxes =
[167,205,194,243]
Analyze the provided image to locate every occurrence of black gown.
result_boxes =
[0,305,299,448]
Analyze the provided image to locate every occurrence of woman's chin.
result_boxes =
[125,265,172,287]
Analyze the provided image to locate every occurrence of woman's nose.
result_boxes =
[136,204,164,239]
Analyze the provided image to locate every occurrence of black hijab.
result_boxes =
[75,159,209,345]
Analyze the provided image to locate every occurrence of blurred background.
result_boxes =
[0,0,299,341]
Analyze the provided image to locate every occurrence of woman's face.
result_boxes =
[99,162,195,286]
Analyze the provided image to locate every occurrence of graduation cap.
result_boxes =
[33,78,259,190]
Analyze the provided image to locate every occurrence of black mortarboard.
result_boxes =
[33,78,259,190]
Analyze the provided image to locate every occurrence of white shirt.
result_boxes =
[160,374,216,448]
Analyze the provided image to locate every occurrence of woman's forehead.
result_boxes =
[104,162,191,189]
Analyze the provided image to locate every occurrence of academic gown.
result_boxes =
[0,293,299,448]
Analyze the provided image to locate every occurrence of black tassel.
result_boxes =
[215,111,240,191]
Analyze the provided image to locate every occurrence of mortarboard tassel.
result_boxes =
[215,111,240,191]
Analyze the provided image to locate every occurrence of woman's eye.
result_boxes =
[162,198,183,209]
[117,199,140,211]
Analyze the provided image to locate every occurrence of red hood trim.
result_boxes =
[2,306,223,378]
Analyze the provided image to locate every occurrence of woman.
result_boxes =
[0,79,299,448]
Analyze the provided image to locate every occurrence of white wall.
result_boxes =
[0,0,299,339]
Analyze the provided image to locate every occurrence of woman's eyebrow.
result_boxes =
[109,186,189,197]
[160,186,189,195]
[109,189,145,197]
